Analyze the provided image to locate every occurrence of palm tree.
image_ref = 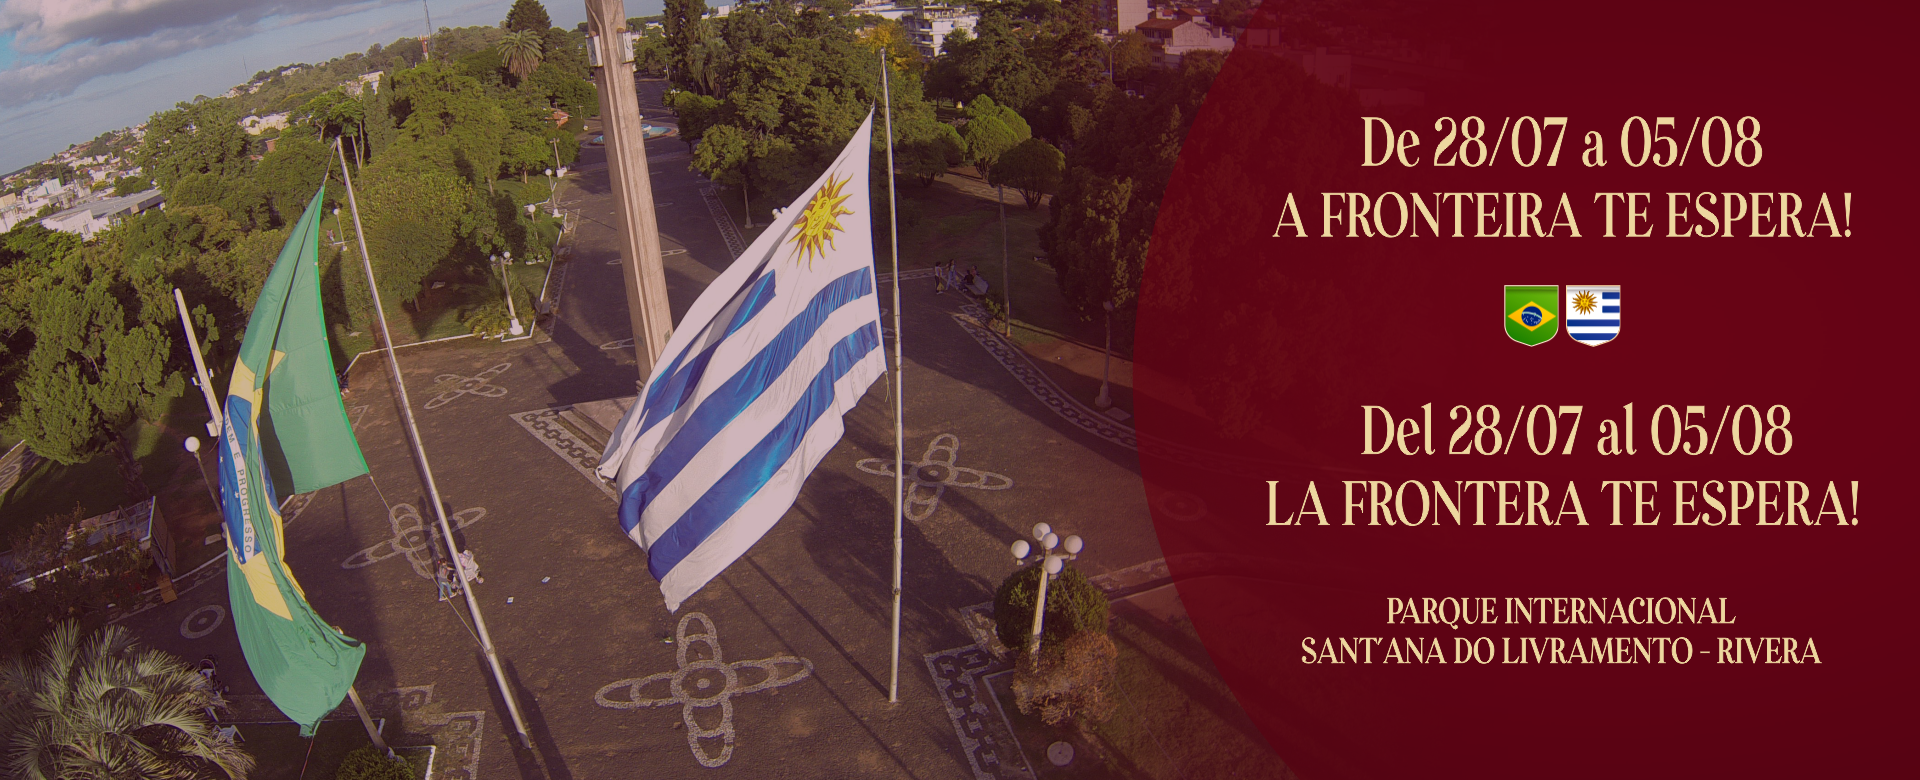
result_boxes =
[0,622,254,780]
[498,30,545,83]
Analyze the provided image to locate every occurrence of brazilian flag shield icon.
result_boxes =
[1505,285,1559,346]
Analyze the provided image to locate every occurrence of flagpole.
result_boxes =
[881,49,905,705]
[334,139,535,750]
[172,288,223,436]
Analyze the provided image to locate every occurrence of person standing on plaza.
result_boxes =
[457,549,484,585]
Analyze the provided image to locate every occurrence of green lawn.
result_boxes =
[234,721,429,780]
[0,391,199,547]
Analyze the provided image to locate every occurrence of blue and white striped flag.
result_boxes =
[1566,285,1621,345]
[597,112,886,611]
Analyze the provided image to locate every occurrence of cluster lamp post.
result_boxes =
[1009,523,1085,657]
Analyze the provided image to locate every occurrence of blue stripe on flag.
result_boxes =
[1573,332,1616,341]
[1567,319,1619,327]
[217,394,277,563]
[644,324,881,580]
[619,268,876,534]
[1601,292,1620,299]
[636,268,781,435]
[1602,305,1619,313]
[725,268,780,340]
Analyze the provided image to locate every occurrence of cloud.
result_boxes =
[0,0,406,105]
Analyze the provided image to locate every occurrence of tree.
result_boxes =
[110,176,151,197]
[663,0,711,91]
[294,89,369,166]
[988,137,1062,208]
[1041,52,1231,323]
[926,11,1051,112]
[1110,31,1153,83]
[0,622,253,779]
[353,152,475,307]
[858,19,921,72]
[136,101,254,196]
[504,0,553,34]
[387,63,507,190]
[960,96,1030,180]
[251,130,331,227]
[634,25,671,77]
[525,61,598,119]
[896,120,964,186]
[498,30,546,83]
[8,268,182,499]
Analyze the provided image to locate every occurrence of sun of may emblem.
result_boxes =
[787,174,855,267]
[1571,290,1600,315]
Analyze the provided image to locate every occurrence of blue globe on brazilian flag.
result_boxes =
[1505,285,1559,346]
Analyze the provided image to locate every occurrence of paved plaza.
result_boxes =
[113,80,1209,779]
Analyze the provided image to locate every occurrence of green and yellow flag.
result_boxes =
[215,186,368,735]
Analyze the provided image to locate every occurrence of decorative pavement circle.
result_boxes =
[594,611,815,768]
[856,434,1013,523]
[180,604,226,639]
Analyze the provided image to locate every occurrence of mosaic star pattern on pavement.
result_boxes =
[857,433,1013,523]
[594,611,815,768]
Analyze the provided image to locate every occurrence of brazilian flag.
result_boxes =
[1504,285,1559,346]
[216,187,369,735]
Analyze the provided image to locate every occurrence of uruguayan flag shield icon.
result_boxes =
[1565,285,1621,345]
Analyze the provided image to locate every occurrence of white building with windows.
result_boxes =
[852,1,914,21]
[905,6,978,58]
[39,190,164,239]
[1134,17,1234,65]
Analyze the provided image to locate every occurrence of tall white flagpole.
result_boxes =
[172,288,223,435]
[335,139,535,749]
[882,49,905,705]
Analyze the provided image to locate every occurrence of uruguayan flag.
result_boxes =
[1565,285,1621,345]
[597,113,886,611]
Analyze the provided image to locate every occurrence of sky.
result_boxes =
[0,0,661,176]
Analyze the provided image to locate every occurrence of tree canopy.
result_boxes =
[989,136,1063,208]
[505,0,554,34]
[679,1,950,210]
[0,622,252,779]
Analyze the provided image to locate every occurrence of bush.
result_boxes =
[993,563,1107,654]
[334,745,412,780]
[1011,630,1119,726]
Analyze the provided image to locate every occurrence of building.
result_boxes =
[1097,0,1149,36]
[39,189,164,239]
[342,71,384,97]
[242,113,290,135]
[904,6,979,58]
[851,1,914,21]
[1134,18,1234,65]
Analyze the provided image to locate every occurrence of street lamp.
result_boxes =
[1009,522,1085,657]
[1095,300,1115,409]
[183,437,220,511]
[491,253,524,336]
